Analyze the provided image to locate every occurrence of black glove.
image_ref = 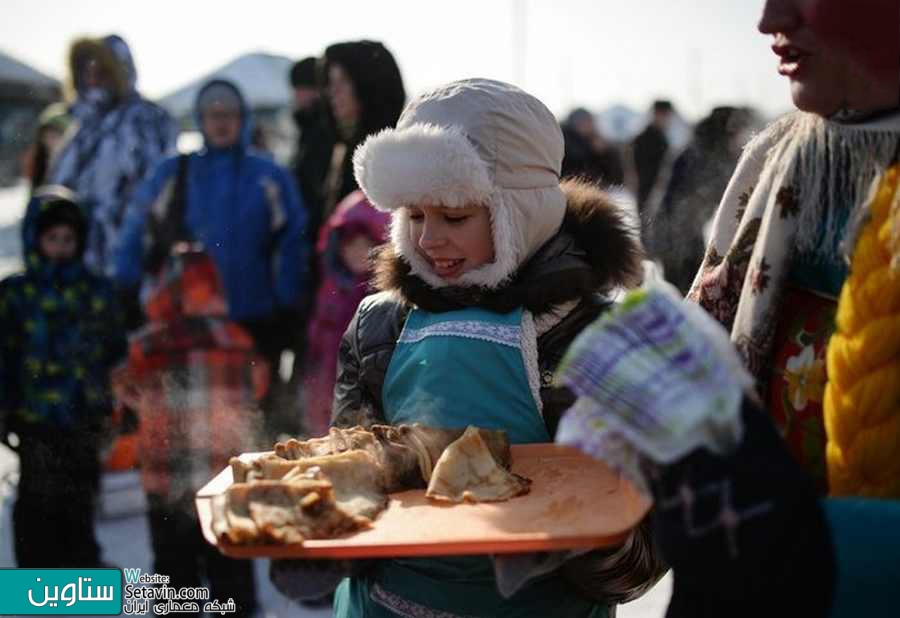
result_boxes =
[648,400,834,618]
[269,559,374,603]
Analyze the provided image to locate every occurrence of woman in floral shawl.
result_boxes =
[688,0,899,492]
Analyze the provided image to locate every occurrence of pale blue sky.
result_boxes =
[1,0,793,120]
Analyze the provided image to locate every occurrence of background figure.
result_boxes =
[116,78,309,441]
[287,56,336,372]
[0,193,125,567]
[19,102,70,189]
[320,40,405,217]
[250,124,272,156]
[113,248,266,617]
[647,106,756,293]
[561,107,625,188]
[44,34,175,277]
[289,56,335,258]
[631,99,674,228]
[301,190,388,437]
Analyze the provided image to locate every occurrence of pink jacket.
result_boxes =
[302,191,389,436]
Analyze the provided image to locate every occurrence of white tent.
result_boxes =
[0,51,61,186]
[159,52,293,122]
[0,50,59,100]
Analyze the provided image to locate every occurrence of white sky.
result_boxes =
[1,0,794,121]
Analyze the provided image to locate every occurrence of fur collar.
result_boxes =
[371,179,643,314]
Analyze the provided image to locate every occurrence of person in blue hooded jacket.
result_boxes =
[39,34,176,278]
[116,79,310,434]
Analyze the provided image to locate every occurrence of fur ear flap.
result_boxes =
[561,179,644,289]
[353,123,494,212]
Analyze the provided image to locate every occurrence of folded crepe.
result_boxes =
[212,423,527,545]
[426,426,532,503]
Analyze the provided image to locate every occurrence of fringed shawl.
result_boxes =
[688,110,900,386]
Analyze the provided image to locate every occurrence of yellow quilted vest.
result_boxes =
[824,164,900,497]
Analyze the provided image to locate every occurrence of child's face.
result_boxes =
[407,205,494,281]
[39,224,78,261]
[340,234,376,277]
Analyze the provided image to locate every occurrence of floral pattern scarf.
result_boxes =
[688,110,900,389]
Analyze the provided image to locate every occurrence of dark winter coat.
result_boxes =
[292,101,336,245]
[0,198,126,436]
[648,143,740,294]
[331,180,665,604]
[649,107,753,294]
[561,127,626,188]
[632,124,669,214]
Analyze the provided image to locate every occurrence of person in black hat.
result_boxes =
[632,99,676,226]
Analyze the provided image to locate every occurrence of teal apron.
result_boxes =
[334,307,608,618]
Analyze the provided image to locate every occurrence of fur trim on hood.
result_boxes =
[67,35,136,102]
[371,178,643,314]
[354,79,567,290]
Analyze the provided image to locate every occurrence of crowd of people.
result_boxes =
[0,0,897,615]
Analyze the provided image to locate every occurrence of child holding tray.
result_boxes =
[271,78,666,617]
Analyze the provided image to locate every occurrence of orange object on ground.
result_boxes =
[105,434,140,471]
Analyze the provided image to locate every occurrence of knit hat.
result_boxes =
[353,78,566,289]
[196,81,242,114]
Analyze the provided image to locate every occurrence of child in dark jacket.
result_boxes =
[272,78,664,618]
[0,192,126,567]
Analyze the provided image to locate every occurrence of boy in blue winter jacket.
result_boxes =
[0,190,126,567]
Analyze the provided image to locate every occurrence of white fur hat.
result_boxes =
[353,78,566,289]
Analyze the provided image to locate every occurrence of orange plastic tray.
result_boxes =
[195,443,650,559]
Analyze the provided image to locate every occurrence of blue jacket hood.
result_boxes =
[193,78,253,152]
[21,187,90,281]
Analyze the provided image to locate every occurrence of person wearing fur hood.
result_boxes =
[271,79,665,617]
[41,34,176,277]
